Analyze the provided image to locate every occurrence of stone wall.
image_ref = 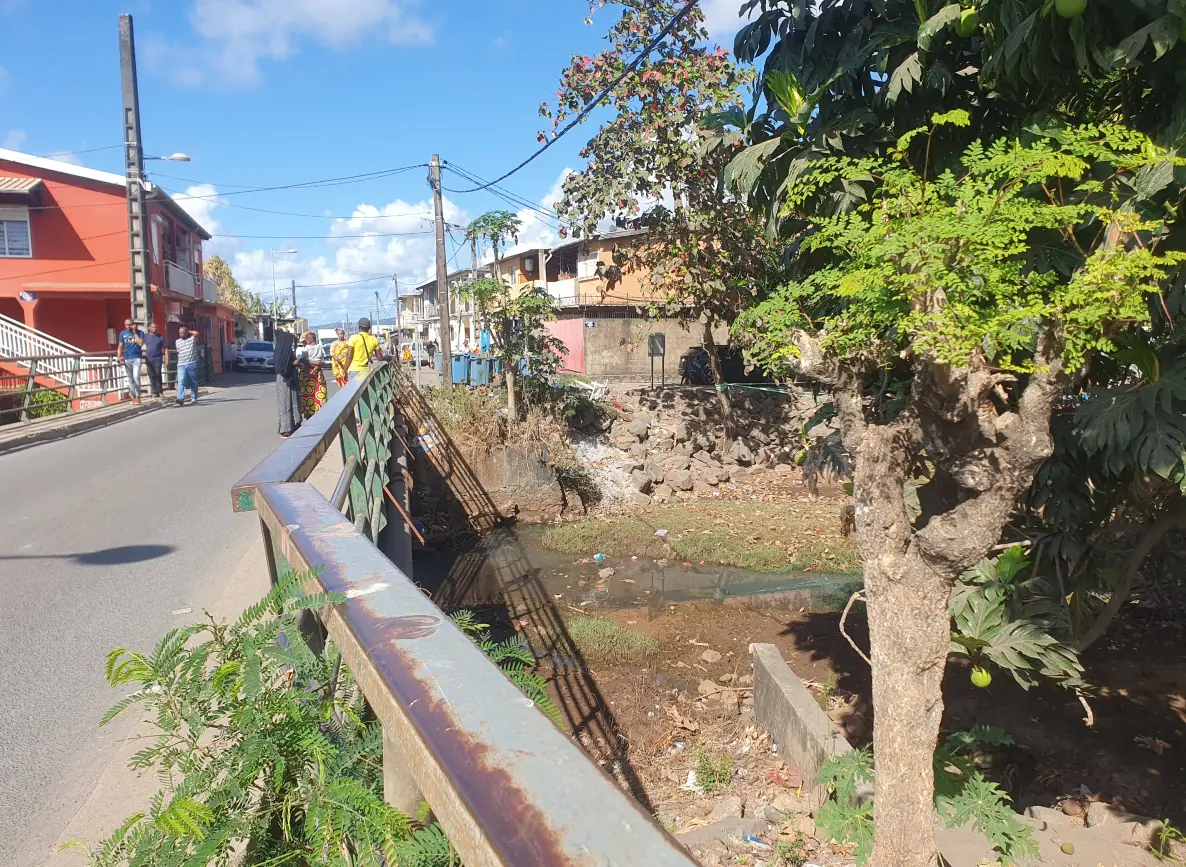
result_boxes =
[605,386,826,503]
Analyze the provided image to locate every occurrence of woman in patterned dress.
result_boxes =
[330,327,351,387]
[296,330,327,419]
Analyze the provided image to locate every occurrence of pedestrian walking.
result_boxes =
[296,330,327,419]
[426,340,436,367]
[143,322,167,399]
[174,325,201,405]
[117,318,145,405]
[330,327,351,388]
[343,317,381,380]
[272,329,302,436]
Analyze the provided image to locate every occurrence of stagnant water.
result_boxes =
[414,526,861,614]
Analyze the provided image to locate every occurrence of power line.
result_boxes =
[444,162,561,217]
[444,164,564,229]
[443,0,698,193]
[211,229,433,240]
[35,144,125,158]
[295,275,396,288]
[218,201,436,221]
[158,164,425,201]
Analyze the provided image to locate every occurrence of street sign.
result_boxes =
[648,333,665,357]
[584,321,596,328]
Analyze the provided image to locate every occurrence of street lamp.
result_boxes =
[270,249,298,317]
[144,153,191,162]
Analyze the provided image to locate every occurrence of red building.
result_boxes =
[0,147,234,372]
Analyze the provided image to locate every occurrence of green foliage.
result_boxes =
[771,831,809,866]
[742,116,1182,376]
[70,570,457,867]
[693,747,734,793]
[817,729,1037,866]
[949,547,1084,689]
[27,387,68,419]
[204,256,262,317]
[449,610,562,726]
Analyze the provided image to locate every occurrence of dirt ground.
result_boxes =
[522,600,1186,864]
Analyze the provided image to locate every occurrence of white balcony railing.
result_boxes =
[165,262,197,298]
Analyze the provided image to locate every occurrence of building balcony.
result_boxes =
[201,276,217,303]
[164,261,197,298]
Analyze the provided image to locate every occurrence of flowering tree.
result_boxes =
[545,0,778,439]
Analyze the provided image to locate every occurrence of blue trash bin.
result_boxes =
[470,354,491,386]
[451,352,470,385]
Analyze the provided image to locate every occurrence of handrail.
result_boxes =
[232,361,696,867]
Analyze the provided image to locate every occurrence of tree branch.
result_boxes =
[1074,499,1186,652]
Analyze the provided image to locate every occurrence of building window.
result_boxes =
[0,208,31,258]
[577,250,600,279]
[510,265,519,283]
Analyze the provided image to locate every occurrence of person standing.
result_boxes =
[272,329,302,436]
[296,330,328,419]
[330,328,351,388]
[174,325,201,405]
[426,340,436,368]
[343,317,381,380]
[143,322,167,400]
[117,318,145,405]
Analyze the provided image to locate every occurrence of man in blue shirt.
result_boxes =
[117,318,145,405]
[143,322,167,399]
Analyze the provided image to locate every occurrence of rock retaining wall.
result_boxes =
[604,387,828,503]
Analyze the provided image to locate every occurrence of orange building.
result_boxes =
[0,148,234,371]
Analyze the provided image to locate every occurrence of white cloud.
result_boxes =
[501,168,572,258]
[150,0,435,87]
[700,0,755,46]
[172,184,226,237]
[207,195,463,324]
[2,129,26,150]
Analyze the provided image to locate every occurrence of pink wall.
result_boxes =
[545,317,586,374]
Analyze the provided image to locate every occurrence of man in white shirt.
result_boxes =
[174,325,201,405]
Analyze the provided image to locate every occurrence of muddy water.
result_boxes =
[414,526,861,614]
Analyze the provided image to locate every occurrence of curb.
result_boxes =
[0,401,164,455]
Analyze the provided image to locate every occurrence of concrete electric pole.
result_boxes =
[118,15,152,329]
[430,155,452,389]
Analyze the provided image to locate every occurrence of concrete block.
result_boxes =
[751,643,853,791]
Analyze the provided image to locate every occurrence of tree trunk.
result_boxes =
[851,420,949,867]
[701,320,735,443]
[863,556,950,867]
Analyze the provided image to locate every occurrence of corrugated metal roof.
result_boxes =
[0,176,44,194]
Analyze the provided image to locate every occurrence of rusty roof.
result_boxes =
[0,176,44,194]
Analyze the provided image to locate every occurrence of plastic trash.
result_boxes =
[741,835,771,848]
[655,529,668,537]
[679,770,704,794]
[593,553,606,563]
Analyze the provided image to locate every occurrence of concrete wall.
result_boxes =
[566,311,728,379]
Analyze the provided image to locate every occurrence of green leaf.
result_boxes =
[724,137,784,194]
[886,51,923,105]
[917,4,961,51]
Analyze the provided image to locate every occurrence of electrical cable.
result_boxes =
[211,229,433,240]
[35,144,125,158]
[444,162,562,221]
[442,0,698,193]
[157,164,424,201]
[295,275,397,288]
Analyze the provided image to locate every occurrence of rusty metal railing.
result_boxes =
[232,361,695,867]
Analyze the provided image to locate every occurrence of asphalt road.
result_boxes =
[0,374,283,866]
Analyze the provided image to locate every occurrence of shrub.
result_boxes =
[27,387,68,419]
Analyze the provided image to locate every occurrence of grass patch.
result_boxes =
[694,747,734,793]
[538,499,860,573]
[566,615,659,665]
[814,671,839,710]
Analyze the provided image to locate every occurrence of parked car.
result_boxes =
[235,340,275,373]
[320,337,335,369]
[678,346,768,386]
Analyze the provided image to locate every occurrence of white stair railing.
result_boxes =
[0,313,119,393]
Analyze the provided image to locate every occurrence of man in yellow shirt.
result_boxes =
[344,318,382,379]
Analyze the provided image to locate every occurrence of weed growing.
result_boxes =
[566,615,659,665]
[693,747,734,793]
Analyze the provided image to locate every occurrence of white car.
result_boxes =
[236,340,275,373]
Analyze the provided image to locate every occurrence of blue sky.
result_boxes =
[0,0,747,325]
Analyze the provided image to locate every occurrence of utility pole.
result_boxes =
[430,154,452,388]
[393,274,401,350]
[119,15,152,329]
[290,280,297,322]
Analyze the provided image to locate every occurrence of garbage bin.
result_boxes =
[470,354,491,386]
[450,352,471,385]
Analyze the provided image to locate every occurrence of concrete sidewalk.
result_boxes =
[0,398,161,455]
